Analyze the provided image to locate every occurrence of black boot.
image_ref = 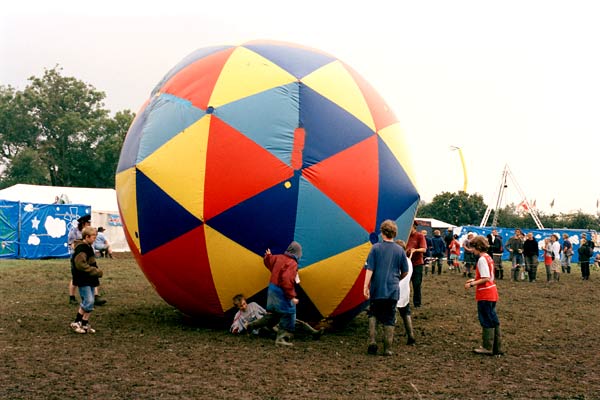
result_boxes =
[367,317,378,355]
[493,325,504,355]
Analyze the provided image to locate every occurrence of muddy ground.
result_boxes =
[1,254,599,399]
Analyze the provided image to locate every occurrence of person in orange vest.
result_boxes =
[464,235,503,356]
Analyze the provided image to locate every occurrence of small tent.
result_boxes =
[0,184,129,252]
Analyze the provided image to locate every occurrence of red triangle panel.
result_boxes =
[302,136,379,232]
[330,268,367,317]
[343,62,398,131]
[160,47,235,110]
[204,117,294,220]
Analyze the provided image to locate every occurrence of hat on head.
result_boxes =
[98,227,105,232]
[77,214,91,224]
[284,241,302,260]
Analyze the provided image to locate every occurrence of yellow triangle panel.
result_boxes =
[298,242,371,317]
[378,122,418,189]
[115,167,140,251]
[302,60,375,132]
[204,225,270,312]
[209,46,297,107]
[136,115,211,221]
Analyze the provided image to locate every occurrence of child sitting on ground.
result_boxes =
[230,294,268,335]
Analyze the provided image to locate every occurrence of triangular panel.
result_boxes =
[330,268,369,318]
[302,60,375,131]
[136,170,203,254]
[205,225,270,312]
[215,82,300,166]
[394,199,420,243]
[137,115,210,220]
[203,117,294,220]
[376,137,420,225]
[378,122,418,188]
[302,136,379,232]
[117,98,151,173]
[294,176,369,267]
[136,94,205,165]
[243,41,336,79]
[115,167,140,251]
[160,47,235,110]
[138,225,222,317]
[298,242,371,317]
[206,172,300,257]
[209,47,296,107]
[300,85,375,167]
[343,62,398,131]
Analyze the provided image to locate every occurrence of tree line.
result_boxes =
[418,191,600,231]
[0,66,134,189]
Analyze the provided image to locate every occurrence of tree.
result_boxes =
[0,67,133,188]
[418,191,488,226]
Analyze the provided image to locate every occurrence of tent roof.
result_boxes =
[0,184,118,212]
[415,217,456,229]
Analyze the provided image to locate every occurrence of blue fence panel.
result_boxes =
[0,200,19,258]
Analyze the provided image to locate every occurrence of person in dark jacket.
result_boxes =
[431,230,447,276]
[487,229,504,279]
[578,238,594,280]
[523,232,539,282]
[69,226,103,334]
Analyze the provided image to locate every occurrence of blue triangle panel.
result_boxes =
[215,82,300,166]
[243,43,336,79]
[295,176,369,268]
[205,171,301,257]
[136,170,203,254]
[150,45,234,97]
[136,94,205,165]
[117,101,151,173]
[300,84,375,168]
[376,137,420,225]
[394,199,419,243]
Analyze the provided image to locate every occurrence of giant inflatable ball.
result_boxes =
[116,40,419,321]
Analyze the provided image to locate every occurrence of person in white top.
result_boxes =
[550,234,562,281]
[395,240,416,345]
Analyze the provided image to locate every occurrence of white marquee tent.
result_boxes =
[0,184,129,252]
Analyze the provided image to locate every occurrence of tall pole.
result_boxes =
[450,146,468,192]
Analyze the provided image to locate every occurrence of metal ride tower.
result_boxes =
[480,164,544,229]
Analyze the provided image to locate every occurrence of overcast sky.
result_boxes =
[2,0,599,217]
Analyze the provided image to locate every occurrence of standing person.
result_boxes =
[506,229,524,281]
[70,227,103,334]
[422,230,433,275]
[395,240,415,345]
[93,227,113,258]
[578,238,594,281]
[67,215,91,304]
[363,220,409,356]
[449,234,462,273]
[462,233,476,278]
[550,234,562,281]
[464,235,502,356]
[561,233,573,274]
[430,229,446,276]
[258,241,302,346]
[523,232,539,282]
[407,222,427,308]
[444,228,454,268]
[487,229,504,280]
[543,238,553,282]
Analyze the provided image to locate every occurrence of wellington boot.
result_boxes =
[367,317,378,355]
[383,325,395,356]
[402,315,416,345]
[473,328,494,355]
[553,272,560,282]
[493,325,504,355]
[275,330,293,346]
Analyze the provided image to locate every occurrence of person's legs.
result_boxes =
[411,264,424,307]
[71,286,95,333]
[474,301,499,355]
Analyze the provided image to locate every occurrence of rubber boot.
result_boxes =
[383,325,395,356]
[498,267,504,280]
[367,317,378,355]
[473,328,494,355]
[493,325,503,355]
[402,314,416,345]
[553,272,560,282]
[275,329,293,346]
[296,319,325,340]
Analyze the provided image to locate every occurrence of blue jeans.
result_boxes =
[78,286,95,312]
[477,300,499,328]
[266,283,296,332]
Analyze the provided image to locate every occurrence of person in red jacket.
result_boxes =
[464,235,503,356]
[247,241,302,346]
